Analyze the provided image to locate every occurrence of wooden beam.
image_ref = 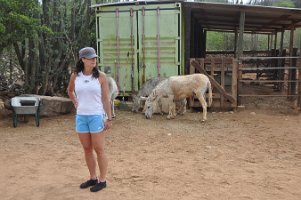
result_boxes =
[277,31,285,91]
[234,28,238,58]
[220,57,225,108]
[185,2,301,16]
[254,14,291,32]
[299,39,301,109]
[274,32,277,51]
[288,27,295,98]
[197,19,284,30]
[184,6,191,75]
[191,60,235,103]
[237,11,245,59]
[268,34,270,51]
[232,59,238,108]
[202,30,207,58]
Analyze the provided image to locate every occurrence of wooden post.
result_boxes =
[237,60,243,106]
[189,58,195,109]
[232,59,238,108]
[220,57,225,108]
[296,54,301,110]
[189,58,195,74]
[267,34,270,52]
[190,16,196,58]
[278,31,285,91]
[200,58,205,72]
[292,48,298,105]
[202,30,207,58]
[274,32,277,52]
[237,12,245,59]
[298,56,301,110]
[191,60,235,104]
[184,7,191,75]
[234,28,238,58]
[210,57,215,77]
[298,57,301,110]
[288,27,295,99]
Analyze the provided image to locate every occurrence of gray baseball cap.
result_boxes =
[79,47,98,59]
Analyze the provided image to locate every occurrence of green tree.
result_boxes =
[206,32,225,51]
[38,0,97,95]
[1,0,98,95]
[292,0,301,7]
[0,0,41,54]
[0,0,51,93]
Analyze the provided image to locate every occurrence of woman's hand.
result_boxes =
[104,119,112,131]
[73,101,78,108]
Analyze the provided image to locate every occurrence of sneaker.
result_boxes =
[80,179,98,189]
[90,181,107,192]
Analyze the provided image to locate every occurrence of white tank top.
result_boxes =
[75,72,104,115]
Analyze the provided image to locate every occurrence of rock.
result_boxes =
[7,95,73,117]
[4,99,12,110]
[37,96,73,116]
[0,99,4,109]
[237,105,245,111]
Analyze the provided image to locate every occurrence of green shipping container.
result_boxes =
[94,2,183,96]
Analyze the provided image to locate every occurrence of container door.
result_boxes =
[96,3,181,94]
[138,6,181,84]
[96,8,137,95]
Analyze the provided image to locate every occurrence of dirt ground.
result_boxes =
[0,107,301,200]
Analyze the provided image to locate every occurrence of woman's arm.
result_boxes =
[99,72,112,120]
[67,73,78,108]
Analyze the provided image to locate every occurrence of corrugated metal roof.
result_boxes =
[91,0,181,8]
[184,2,301,33]
[92,1,301,33]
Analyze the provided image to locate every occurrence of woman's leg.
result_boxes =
[78,133,97,179]
[91,132,108,182]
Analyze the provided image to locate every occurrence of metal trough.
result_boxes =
[11,96,41,128]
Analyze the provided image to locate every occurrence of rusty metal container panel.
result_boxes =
[95,2,182,96]
[96,8,137,95]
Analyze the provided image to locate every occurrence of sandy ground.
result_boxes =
[0,108,301,200]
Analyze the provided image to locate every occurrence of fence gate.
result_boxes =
[190,58,237,110]
[190,55,301,111]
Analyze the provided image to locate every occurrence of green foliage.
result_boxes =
[194,0,229,2]
[273,0,295,8]
[292,0,301,7]
[206,30,301,52]
[0,23,5,34]
[251,0,297,8]
[295,28,301,48]
[0,0,41,48]
[207,32,226,51]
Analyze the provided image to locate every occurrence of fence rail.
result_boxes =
[190,55,301,110]
[238,55,301,109]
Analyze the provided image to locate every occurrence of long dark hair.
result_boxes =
[75,59,99,78]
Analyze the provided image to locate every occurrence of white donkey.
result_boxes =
[143,73,212,122]
[107,76,119,118]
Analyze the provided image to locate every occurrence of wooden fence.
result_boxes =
[190,56,301,111]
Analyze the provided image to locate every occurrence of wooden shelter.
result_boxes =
[183,2,301,111]
[184,2,301,61]
[93,1,301,110]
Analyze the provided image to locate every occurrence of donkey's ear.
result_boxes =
[139,96,148,101]
[151,90,158,100]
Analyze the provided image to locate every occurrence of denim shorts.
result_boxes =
[76,115,105,133]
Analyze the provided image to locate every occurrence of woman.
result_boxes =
[67,47,112,192]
